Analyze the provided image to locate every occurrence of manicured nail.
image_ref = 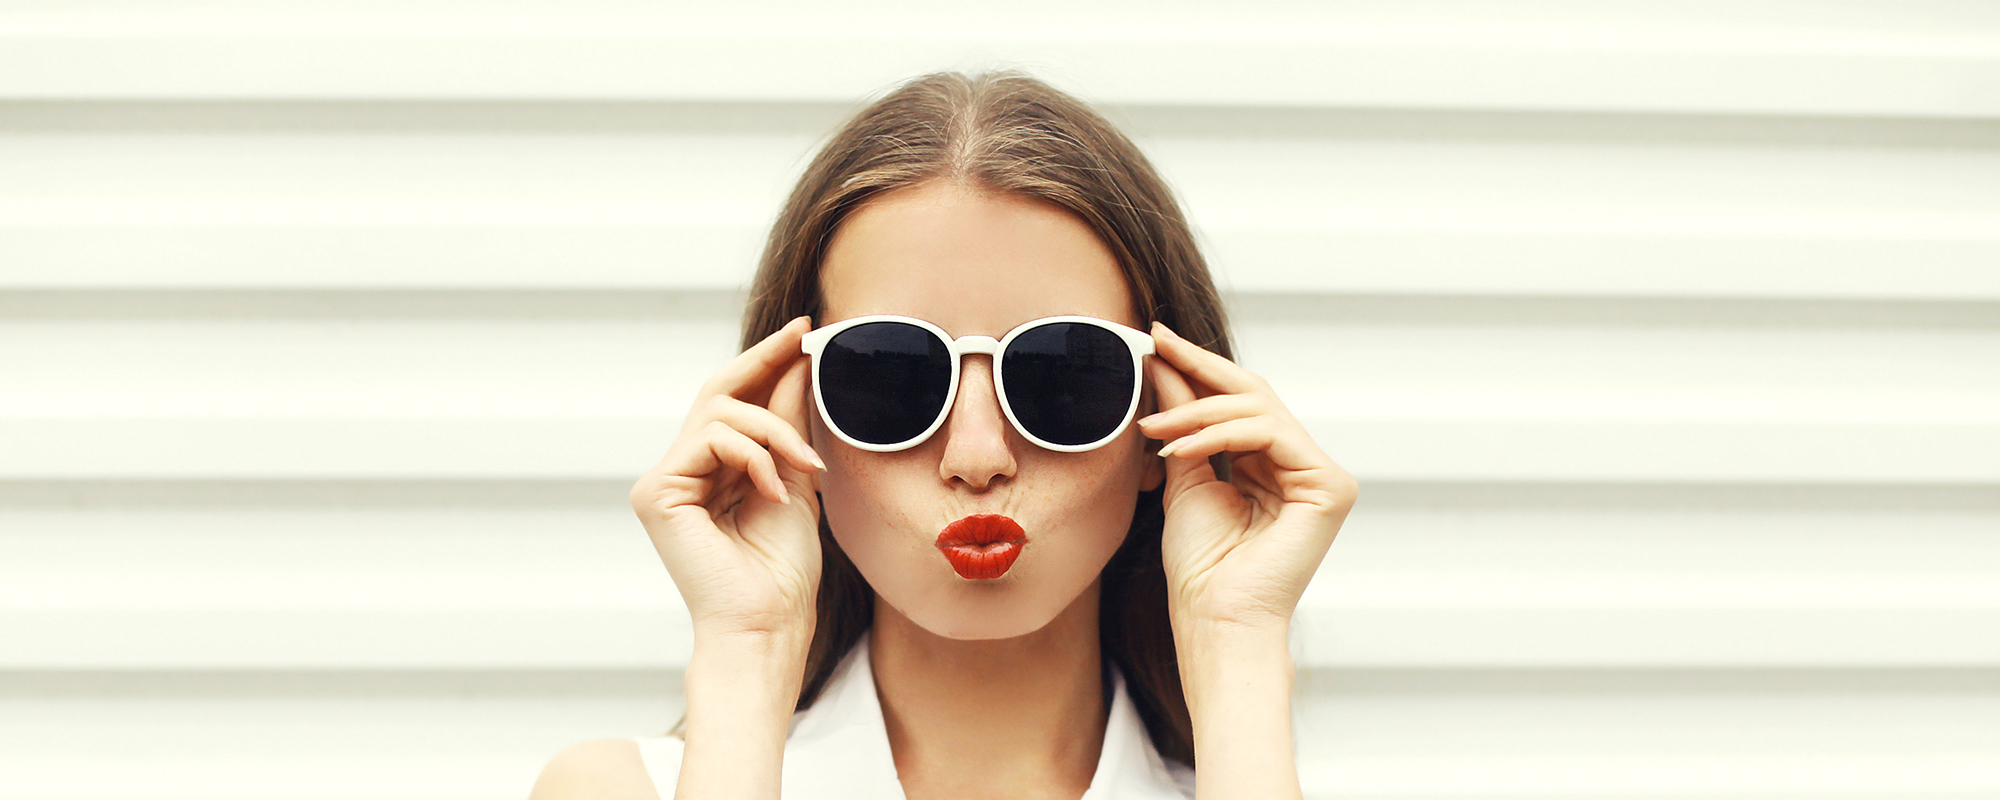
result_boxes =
[1137,413,1162,427]
[1157,439,1182,458]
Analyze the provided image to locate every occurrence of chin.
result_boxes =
[908,615,1058,642]
[883,567,1087,641]
[910,606,1055,641]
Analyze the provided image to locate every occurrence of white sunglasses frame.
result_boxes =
[800,314,1156,453]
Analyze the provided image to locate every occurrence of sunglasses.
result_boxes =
[801,314,1155,453]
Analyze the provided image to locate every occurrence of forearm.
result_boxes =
[675,628,810,800]
[1175,618,1301,800]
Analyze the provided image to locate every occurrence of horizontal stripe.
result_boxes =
[5,223,1998,300]
[1,23,1995,118]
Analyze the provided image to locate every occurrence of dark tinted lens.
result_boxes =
[1000,322,1135,446]
[819,321,952,446]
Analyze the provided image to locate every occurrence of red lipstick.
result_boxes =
[935,514,1027,580]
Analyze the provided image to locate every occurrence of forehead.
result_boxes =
[818,182,1138,336]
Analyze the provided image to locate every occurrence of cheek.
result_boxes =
[1051,438,1151,553]
[809,416,930,581]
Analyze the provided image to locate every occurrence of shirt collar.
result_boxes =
[781,629,1192,799]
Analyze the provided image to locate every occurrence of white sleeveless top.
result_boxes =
[631,630,1197,798]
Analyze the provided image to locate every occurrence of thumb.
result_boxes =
[1147,357,1216,505]
[766,353,820,491]
[767,353,812,440]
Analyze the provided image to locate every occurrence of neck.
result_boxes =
[869,580,1110,798]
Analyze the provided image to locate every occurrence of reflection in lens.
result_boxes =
[821,321,952,446]
[1002,323,1134,446]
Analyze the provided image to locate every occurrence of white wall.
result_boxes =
[3,2,1998,798]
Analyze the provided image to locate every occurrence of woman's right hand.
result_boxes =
[630,315,827,645]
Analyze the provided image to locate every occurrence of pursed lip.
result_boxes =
[935,513,1027,547]
[935,514,1028,580]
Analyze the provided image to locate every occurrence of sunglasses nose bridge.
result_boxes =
[946,334,1004,418]
[951,335,1001,357]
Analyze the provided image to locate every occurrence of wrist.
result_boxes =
[675,626,811,799]
[688,622,812,680]
[685,625,812,723]
[1169,606,1292,658]
[1172,615,1293,705]
[1171,615,1302,800]
[691,607,815,663]
[692,619,815,657]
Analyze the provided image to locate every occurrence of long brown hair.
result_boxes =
[673,69,1234,770]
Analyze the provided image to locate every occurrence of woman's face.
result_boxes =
[813,180,1165,640]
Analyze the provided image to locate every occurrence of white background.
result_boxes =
[3,1,1998,798]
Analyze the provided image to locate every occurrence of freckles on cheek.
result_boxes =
[820,456,926,559]
[1036,454,1143,526]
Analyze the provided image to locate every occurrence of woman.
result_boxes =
[532,69,1357,800]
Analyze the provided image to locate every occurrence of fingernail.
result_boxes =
[809,451,827,471]
[1137,413,1162,427]
[1157,440,1180,458]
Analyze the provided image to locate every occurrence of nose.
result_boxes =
[937,354,1017,491]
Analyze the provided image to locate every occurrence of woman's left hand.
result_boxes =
[1137,322,1359,635]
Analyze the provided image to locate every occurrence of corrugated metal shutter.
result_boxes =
[4,2,1996,797]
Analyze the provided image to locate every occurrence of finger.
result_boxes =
[1146,357,1219,498]
[764,354,819,469]
[1155,415,1332,474]
[1158,416,1270,461]
[1150,322,1263,397]
[654,420,788,506]
[701,316,813,405]
[706,424,791,506]
[1147,355,1201,414]
[1144,359,1215,497]
[706,390,824,474]
[1136,392,1266,440]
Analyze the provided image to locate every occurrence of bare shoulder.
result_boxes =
[529,738,662,800]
